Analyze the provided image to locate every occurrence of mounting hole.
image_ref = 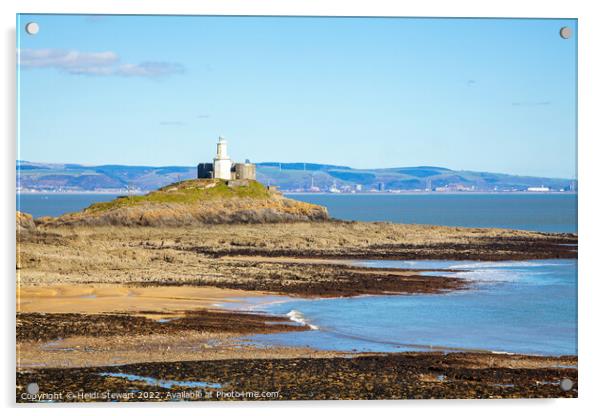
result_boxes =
[560,378,573,391]
[26,382,39,394]
[559,26,572,39]
[25,22,39,35]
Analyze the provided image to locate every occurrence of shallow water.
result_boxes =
[248,259,577,356]
[98,372,223,389]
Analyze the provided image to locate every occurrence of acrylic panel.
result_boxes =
[16,14,577,402]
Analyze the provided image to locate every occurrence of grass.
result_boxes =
[84,179,272,214]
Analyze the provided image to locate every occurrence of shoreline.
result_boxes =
[18,190,578,196]
[284,191,577,196]
[16,271,576,364]
[16,222,578,400]
[16,274,578,400]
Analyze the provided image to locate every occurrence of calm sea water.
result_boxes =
[17,194,122,218]
[245,259,577,356]
[286,193,577,233]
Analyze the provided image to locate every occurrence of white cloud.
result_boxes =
[18,48,118,69]
[17,48,184,78]
[116,62,185,77]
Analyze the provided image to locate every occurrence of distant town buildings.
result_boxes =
[328,181,341,193]
[435,183,475,192]
[197,136,256,181]
[308,175,321,192]
[527,186,550,192]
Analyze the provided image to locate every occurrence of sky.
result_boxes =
[17,15,577,178]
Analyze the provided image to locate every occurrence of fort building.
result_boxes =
[197,136,256,181]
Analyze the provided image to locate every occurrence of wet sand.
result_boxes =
[17,285,271,318]
[18,332,343,369]
[16,282,336,370]
[16,307,330,369]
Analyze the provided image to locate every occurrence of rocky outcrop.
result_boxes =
[40,179,329,227]
[17,211,35,232]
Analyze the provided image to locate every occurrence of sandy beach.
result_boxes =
[17,284,271,317]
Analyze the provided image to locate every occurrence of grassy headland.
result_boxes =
[85,179,272,213]
[36,179,328,227]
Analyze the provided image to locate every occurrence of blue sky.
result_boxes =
[17,15,577,178]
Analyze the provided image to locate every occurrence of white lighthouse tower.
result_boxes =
[213,136,233,180]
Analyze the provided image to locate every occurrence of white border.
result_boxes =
[2,1,600,415]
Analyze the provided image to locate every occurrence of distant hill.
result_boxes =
[16,161,576,193]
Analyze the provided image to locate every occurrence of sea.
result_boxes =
[285,193,577,233]
[17,192,578,356]
[240,259,577,356]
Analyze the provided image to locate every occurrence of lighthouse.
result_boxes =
[213,136,233,180]
[197,136,256,181]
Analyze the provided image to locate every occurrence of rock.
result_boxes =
[16,211,35,232]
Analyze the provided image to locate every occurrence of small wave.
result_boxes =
[419,267,524,283]
[458,270,525,283]
[286,310,319,330]
[449,260,570,270]
[243,298,295,312]
[441,261,566,284]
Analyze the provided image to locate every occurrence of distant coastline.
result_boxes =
[17,190,144,195]
[283,190,578,196]
[17,161,577,195]
[16,190,577,196]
